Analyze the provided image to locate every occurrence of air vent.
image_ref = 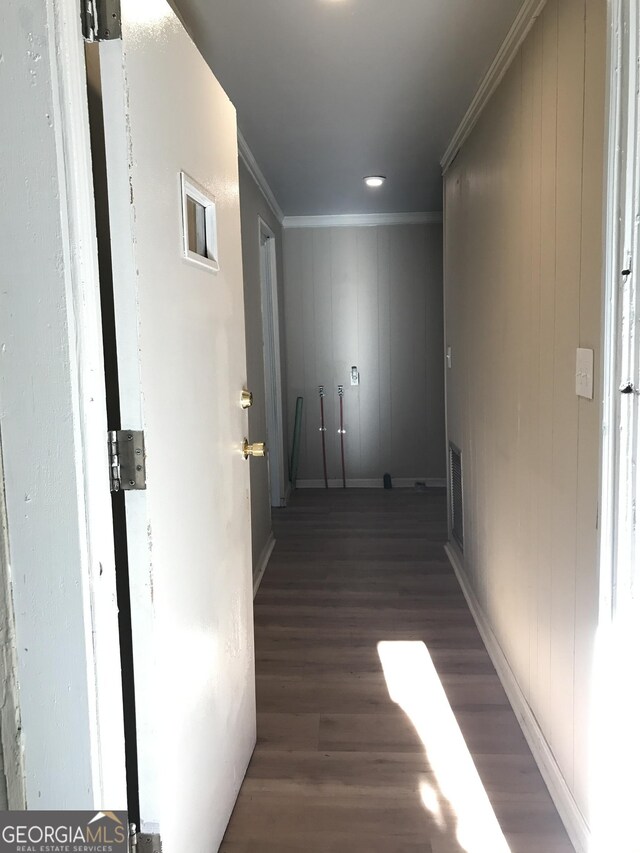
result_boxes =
[449,442,463,550]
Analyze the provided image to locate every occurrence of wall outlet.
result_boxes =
[351,366,360,386]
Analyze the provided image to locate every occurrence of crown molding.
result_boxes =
[440,0,548,172]
[237,130,284,224]
[282,212,443,229]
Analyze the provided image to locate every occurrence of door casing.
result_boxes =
[0,0,127,808]
[259,217,286,507]
[592,0,640,849]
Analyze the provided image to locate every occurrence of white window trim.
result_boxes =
[180,171,219,273]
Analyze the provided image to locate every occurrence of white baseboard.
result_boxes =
[444,543,590,853]
[295,478,446,489]
[253,533,275,598]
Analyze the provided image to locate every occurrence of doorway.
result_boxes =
[259,218,286,507]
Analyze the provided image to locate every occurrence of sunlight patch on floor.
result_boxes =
[378,640,511,853]
[419,779,446,829]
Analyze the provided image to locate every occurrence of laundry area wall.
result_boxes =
[283,222,445,486]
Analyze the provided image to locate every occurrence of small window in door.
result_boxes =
[180,172,219,272]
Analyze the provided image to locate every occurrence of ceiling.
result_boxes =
[173,0,525,216]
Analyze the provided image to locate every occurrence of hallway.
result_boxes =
[221,490,574,852]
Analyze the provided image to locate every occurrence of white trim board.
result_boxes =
[283,212,443,229]
[444,544,590,853]
[258,216,286,509]
[440,0,548,172]
[237,130,284,224]
[296,478,446,489]
[0,438,25,808]
[253,533,275,598]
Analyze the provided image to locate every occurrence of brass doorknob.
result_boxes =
[240,389,253,409]
[243,438,266,459]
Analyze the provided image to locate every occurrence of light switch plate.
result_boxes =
[576,348,594,399]
[351,366,359,386]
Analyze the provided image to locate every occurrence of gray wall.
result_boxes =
[283,224,445,485]
[444,0,605,824]
[239,160,288,575]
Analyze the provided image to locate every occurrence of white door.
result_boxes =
[97,2,256,850]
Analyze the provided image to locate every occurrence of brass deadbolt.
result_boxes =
[243,438,266,459]
[240,389,254,409]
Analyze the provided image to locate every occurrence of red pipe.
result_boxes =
[338,385,346,489]
[319,386,329,489]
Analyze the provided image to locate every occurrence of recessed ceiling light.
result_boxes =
[364,176,386,188]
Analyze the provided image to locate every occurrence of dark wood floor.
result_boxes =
[221,489,574,853]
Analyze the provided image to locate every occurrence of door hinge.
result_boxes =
[108,430,146,492]
[82,0,121,42]
[128,825,162,853]
[134,833,162,853]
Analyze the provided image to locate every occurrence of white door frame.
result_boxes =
[593,0,640,848]
[600,0,640,616]
[258,217,286,507]
[0,434,26,809]
[0,0,126,808]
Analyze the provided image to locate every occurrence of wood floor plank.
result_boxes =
[222,489,574,852]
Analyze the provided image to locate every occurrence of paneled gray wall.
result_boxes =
[239,161,288,576]
[444,0,605,823]
[283,224,445,485]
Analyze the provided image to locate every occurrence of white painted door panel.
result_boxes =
[99,2,255,850]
